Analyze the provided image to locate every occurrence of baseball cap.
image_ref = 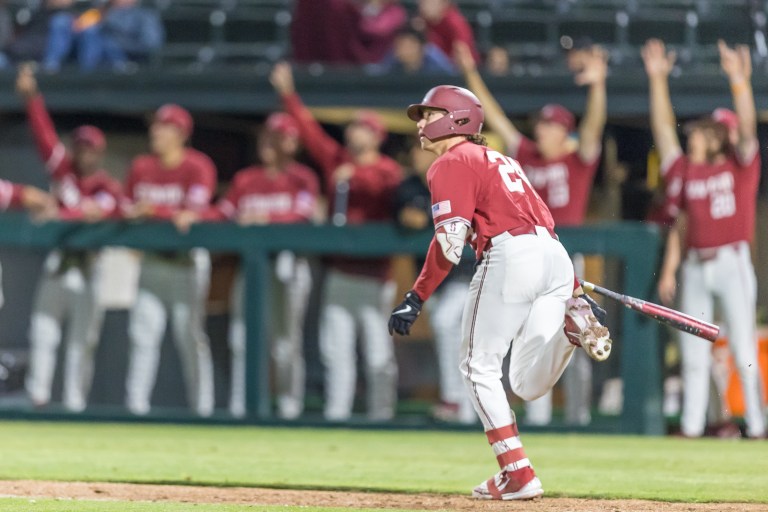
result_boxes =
[71,125,106,151]
[536,104,575,132]
[352,109,387,141]
[712,108,738,132]
[265,112,300,138]
[154,104,193,137]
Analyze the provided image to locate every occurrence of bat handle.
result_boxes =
[579,279,595,293]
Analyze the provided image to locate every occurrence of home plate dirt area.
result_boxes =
[0,481,763,511]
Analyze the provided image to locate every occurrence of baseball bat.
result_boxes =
[579,280,720,342]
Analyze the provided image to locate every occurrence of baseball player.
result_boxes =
[455,41,608,426]
[16,65,122,412]
[270,62,402,421]
[389,85,611,500]
[122,104,216,417]
[190,113,320,419]
[644,39,765,439]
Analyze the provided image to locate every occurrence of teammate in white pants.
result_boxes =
[389,85,611,500]
[646,39,766,439]
[189,113,320,419]
[122,104,216,417]
[16,65,123,412]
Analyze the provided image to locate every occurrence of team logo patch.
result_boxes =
[431,200,452,218]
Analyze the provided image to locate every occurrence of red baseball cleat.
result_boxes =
[472,468,543,500]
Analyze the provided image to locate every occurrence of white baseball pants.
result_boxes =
[460,228,577,431]
[125,249,214,417]
[679,242,765,438]
[25,251,106,412]
[229,252,312,419]
[319,269,397,421]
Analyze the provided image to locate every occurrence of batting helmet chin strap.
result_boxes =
[421,109,477,141]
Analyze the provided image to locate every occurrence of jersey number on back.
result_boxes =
[487,150,530,194]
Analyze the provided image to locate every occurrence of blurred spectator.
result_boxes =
[186,113,321,420]
[0,0,11,68]
[271,62,402,422]
[16,64,122,413]
[4,0,75,65]
[352,0,407,64]
[367,26,455,74]
[43,0,164,72]
[415,0,479,63]
[122,104,216,417]
[291,0,359,64]
[485,45,510,76]
[394,139,476,425]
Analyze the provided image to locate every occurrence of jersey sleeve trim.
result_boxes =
[434,216,471,231]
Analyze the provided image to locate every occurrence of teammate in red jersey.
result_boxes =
[271,62,403,421]
[122,104,216,417]
[192,112,321,419]
[456,41,608,426]
[389,85,610,500]
[645,39,765,439]
[16,64,122,412]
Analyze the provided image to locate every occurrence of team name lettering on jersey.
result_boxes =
[135,183,185,205]
[239,193,293,215]
[522,163,569,208]
[686,172,736,219]
[55,176,82,208]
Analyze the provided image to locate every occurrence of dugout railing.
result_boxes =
[0,213,662,435]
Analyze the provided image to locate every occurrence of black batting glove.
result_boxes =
[388,290,424,336]
[580,293,607,325]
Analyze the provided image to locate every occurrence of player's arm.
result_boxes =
[641,39,682,170]
[574,46,608,163]
[454,41,522,155]
[718,40,758,163]
[657,212,686,306]
[173,156,217,233]
[270,62,344,176]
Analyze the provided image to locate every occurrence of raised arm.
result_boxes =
[573,46,608,163]
[718,40,758,161]
[641,39,682,168]
[454,41,522,155]
[657,213,686,306]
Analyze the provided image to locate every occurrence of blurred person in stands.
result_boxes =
[181,113,321,420]
[42,0,164,72]
[367,26,455,75]
[4,0,74,65]
[455,41,608,426]
[645,39,765,439]
[415,0,479,63]
[122,104,216,417]
[271,62,402,422]
[0,0,11,68]
[485,46,510,76]
[394,138,477,424]
[16,64,122,412]
[352,0,407,64]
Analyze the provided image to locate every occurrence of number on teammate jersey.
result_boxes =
[710,191,736,219]
[487,150,530,194]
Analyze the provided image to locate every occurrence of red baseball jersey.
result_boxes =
[413,141,555,300]
[424,5,481,63]
[124,149,217,219]
[0,180,26,210]
[662,151,760,249]
[25,94,123,218]
[215,163,320,223]
[513,136,599,226]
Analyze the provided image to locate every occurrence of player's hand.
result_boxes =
[333,163,355,183]
[80,198,106,222]
[270,62,295,96]
[172,209,200,234]
[718,39,751,82]
[21,186,56,220]
[16,63,39,99]
[573,45,608,86]
[641,39,676,78]
[453,40,477,74]
[237,211,269,226]
[657,272,677,306]
[123,201,154,220]
[388,290,423,336]
[580,293,607,325]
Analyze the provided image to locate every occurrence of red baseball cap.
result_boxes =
[71,125,106,151]
[712,108,738,132]
[352,109,387,141]
[536,104,575,132]
[265,112,299,138]
[154,104,193,137]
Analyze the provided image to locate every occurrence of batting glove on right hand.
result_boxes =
[580,293,607,325]
[388,291,423,336]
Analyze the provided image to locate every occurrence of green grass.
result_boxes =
[0,421,766,504]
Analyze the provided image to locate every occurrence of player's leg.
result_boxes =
[319,270,357,421]
[716,244,765,438]
[62,261,106,412]
[228,272,246,418]
[26,270,65,407]
[170,251,214,417]
[429,280,477,424]
[125,260,168,415]
[358,276,397,421]
[272,254,312,420]
[678,258,714,437]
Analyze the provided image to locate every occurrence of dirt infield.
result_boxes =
[0,480,764,511]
